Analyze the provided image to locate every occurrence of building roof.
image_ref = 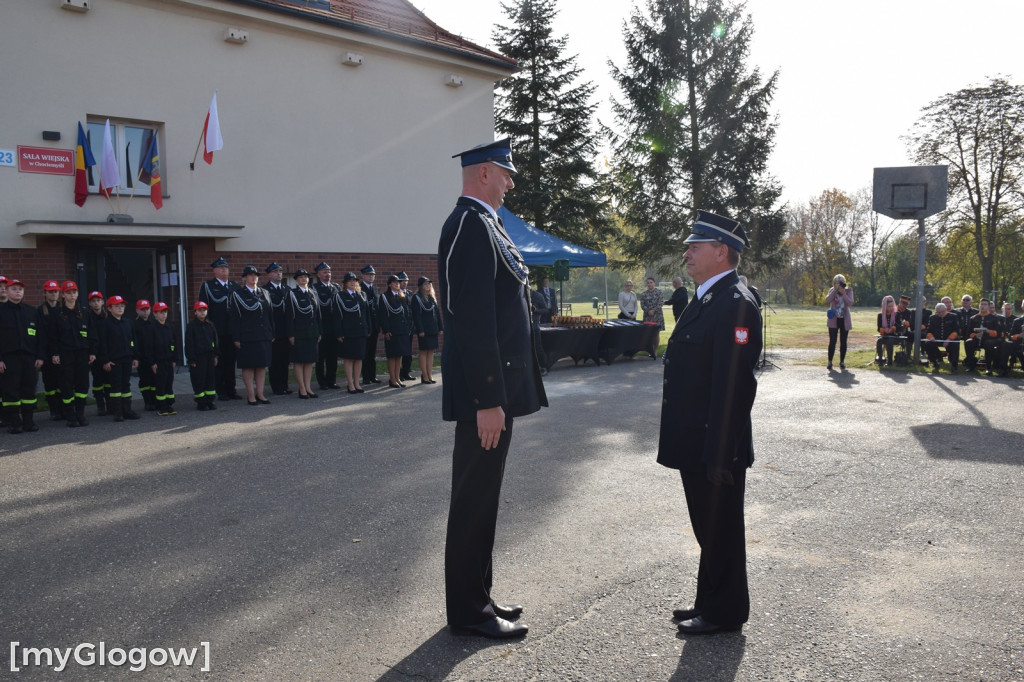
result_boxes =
[230,0,517,70]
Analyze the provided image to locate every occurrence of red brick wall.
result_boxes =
[0,239,77,305]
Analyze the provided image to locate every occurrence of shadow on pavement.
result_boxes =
[671,632,746,681]
[374,627,508,681]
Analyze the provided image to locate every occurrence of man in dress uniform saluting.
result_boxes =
[438,138,547,639]
[265,263,292,395]
[359,265,382,384]
[312,262,341,389]
[198,257,242,400]
[658,211,762,635]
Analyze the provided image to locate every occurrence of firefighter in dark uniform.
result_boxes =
[265,262,292,395]
[955,295,979,369]
[98,295,141,422]
[965,299,1003,374]
[924,302,960,371]
[359,265,382,384]
[312,262,341,390]
[658,211,762,635]
[86,291,111,415]
[133,299,156,411]
[397,272,416,382]
[0,279,44,433]
[144,302,177,416]
[198,257,241,401]
[439,139,548,639]
[37,279,64,420]
[185,301,219,411]
[49,281,97,427]
[229,265,275,404]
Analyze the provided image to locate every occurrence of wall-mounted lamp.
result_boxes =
[342,52,364,67]
[59,0,90,12]
[224,27,249,44]
[445,74,464,88]
[42,131,62,141]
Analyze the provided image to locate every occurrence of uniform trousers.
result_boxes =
[1,352,39,427]
[58,349,91,409]
[445,416,514,626]
[925,340,959,367]
[40,361,62,412]
[1002,341,1024,370]
[154,359,175,411]
[269,336,291,393]
[362,331,379,382]
[137,361,156,407]
[215,334,238,397]
[90,361,110,401]
[190,355,216,405]
[680,467,749,627]
[108,360,134,401]
[965,338,1001,370]
[316,336,339,387]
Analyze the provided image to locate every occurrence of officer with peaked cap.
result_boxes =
[438,138,547,639]
[359,265,382,384]
[312,262,341,389]
[658,210,762,635]
[264,262,292,394]
[396,271,416,381]
[198,257,242,400]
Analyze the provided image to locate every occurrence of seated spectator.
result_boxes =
[876,295,900,366]
[1000,301,1022,376]
[924,303,959,372]
[965,298,1004,375]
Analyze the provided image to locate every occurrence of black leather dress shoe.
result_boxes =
[672,607,700,621]
[450,617,528,639]
[492,603,524,620]
[677,615,742,635]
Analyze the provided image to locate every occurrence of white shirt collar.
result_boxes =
[464,196,499,223]
[696,269,734,300]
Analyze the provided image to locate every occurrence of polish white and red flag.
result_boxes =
[202,91,223,164]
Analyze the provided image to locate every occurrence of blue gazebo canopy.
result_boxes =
[498,206,607,268]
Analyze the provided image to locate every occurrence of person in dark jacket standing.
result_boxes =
[0,279,44,433]
[312,262,341,390]
[50,281,97,427]
[198,257,241,401]
[265,262,292,395]
[98,295,140,422]
[286,269,321,399]
[397,272,416,382]
[336,272,370,394]
[144,302,177,416]
[37,279,64,420]
[411,276,442,384]
[86,291,111,415]
[379,274,413,388]
[359,265,382,385]
[230,265,274,405]
[658,211,762,636]
[438,138,547,639]
[133,299,157,411]
[185,300,219,411]
[668,277,689,323]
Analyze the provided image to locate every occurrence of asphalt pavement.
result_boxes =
[1,354,1022,681]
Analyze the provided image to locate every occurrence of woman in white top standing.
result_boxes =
[618,280,638,320]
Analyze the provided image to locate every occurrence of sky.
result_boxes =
[415,0,1022,207]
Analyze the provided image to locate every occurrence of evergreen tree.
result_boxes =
[493,0,614,251]
[609,0,784,276]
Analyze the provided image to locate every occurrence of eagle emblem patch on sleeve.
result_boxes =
[735,327,749,344]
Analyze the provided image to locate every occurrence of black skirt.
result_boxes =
[290,337,318,364]
[236,339,272,368]
[338,335,366,360]
[417,333,439,351]
[384,333,411,358]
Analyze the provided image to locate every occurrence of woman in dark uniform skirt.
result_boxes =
[379,274,413,387]
[286,268,322,399]
[411,276,442,384]
[336,272,370,394]
[229,265,275,405]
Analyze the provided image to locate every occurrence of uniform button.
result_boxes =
[505,362,511,368]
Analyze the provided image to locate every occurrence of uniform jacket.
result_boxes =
[657,271,762,472]
[438,197,547,421]
[335,288,369,338]
[142,321,176,365]
[133,317,152,364]
[98,315,136,364]
[198,278,240,336]
[285,287,322,341]
[412,294,443,336]
[378,290,413,337]
[266,282,290,332]
[228,287,275,342]
[0,300,41,358]
[312,280,340,334]
[969,313,1003,341]
[955,307,978,338]
[926,313,959,341]
[359,280,380,334]
[668,286,690,322]
[185,318,219,363]
[48,305,97,355]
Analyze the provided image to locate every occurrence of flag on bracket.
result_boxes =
[138,131,163,209]
[202,91,223,164]
[74,122,96,207]
[99,119,120,198]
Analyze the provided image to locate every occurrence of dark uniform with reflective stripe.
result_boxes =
[0,300,42,432]
[185,316,218,409]
[199,278,241,399]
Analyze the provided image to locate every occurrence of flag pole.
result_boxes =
[190,130,204,171]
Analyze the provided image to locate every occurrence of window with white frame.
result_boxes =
[85,120,161,197]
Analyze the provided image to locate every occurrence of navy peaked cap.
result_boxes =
[452,138,516,172]
[360,265,375,274]
[210,257,229,268]
[265,262,282,273]
[683,211,749,252]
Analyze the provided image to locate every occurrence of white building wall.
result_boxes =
[0,0,511,252]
